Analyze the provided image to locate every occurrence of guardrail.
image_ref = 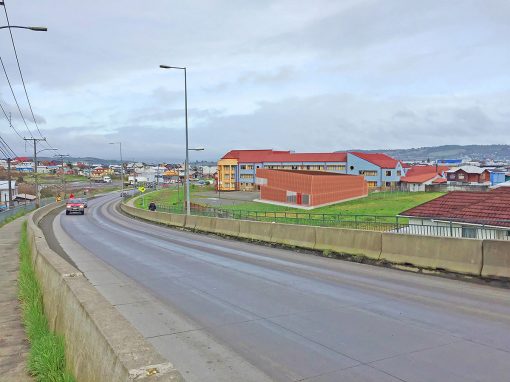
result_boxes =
[148,203,510,241]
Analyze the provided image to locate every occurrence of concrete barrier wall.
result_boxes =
[315,227,382,259]
[269,223,316,249]
[28,203,184,382]
[381,233,483,276]
[215,218,241,237]
[122,203,510,279]
[238,220,274,242]
[481,240,510,279]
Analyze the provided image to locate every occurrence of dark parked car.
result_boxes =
[66,198,85,215]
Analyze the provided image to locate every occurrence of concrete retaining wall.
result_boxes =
[269,223,316,248]
[481,240,510,279]
[121,203,510,279]
[28,202,184,382]
[238,220,274,242]
[381,233,483,276]
[315,227,382,259]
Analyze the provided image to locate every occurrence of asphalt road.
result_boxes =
[46,194,510,382]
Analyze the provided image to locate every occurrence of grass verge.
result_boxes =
[18,221,75,382]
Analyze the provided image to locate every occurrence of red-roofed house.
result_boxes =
[399,165,450,192]
[399,188,510,239]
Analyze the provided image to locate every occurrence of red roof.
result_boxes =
[400,188,510,227]
[221,150,347,163]
[405,165,450,177]
[400,173,438,184]
[432,177,447,184]
[350,152,399,168]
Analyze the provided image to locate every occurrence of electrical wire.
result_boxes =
[2,1,42,136]
[0,56,34,138]
[2,0,57,152]
[0,98,23,139]
[0,134,17,158]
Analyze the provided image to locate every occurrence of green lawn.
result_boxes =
[217,191,445,217]
[135,188,444,217]
[134,185,214,209]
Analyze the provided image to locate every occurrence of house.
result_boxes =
[399,165,449,192]
[217,149,403,191]
[346,152,404,188]
[399,188,510,239]
[446,166,490,184]
[0,180,17,206]
[256,169,367,209]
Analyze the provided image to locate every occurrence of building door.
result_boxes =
[297,193,302,205]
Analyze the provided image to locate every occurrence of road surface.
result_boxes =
[44,194,510,382]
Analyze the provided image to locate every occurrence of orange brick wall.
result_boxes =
[257,169,367,206]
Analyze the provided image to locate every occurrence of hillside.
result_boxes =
[349,145,510,161]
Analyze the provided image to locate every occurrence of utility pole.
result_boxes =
[55,154,70,199]
[7,157,12,209]
[24,137,46,208]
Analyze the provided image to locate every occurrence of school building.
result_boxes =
[217,149,404,191]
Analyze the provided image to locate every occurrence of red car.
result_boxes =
[66,198,85,215]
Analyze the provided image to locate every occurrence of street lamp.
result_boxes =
[0,25,47,31]
[109,142,124,197]
[160,64,196,215]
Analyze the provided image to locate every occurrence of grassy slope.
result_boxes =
[18,221,75,382]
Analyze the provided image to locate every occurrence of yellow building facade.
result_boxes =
[217,159,238,191]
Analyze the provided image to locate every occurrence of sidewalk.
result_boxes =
[0,217,32,381]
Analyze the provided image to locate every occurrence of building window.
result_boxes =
[462,227,477,238]
[458,173,465,180]
[397,170,402,176]
[349,165,354,170]
[286,191,297,204]
[385,170,392,176]
[367,181,377,187]
[240,165,246,170]
[302,194,310,205]
[291,165,298,170]
[385,182,392,187]
[328,165,345,171]
[359,170,377,176]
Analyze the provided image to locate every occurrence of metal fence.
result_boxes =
[0,198,56,226]
[0,203,36,225]
[150,202,510,241]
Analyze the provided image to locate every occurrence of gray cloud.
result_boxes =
[1,0,509,161]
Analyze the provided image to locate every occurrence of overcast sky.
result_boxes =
[1,0,509,162]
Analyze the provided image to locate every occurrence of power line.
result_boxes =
[0,98,23,139]
[2,0,42,138]
[0,134,17,158]
[0,55,34,138]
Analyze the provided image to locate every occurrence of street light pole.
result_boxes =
[109,142,124,196]
[24,137,47,208]
[159,65,206,215]
[55,154,70,198]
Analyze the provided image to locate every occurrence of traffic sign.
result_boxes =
[138,186,146,193]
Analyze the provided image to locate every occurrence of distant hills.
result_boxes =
[349,145,510,161]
